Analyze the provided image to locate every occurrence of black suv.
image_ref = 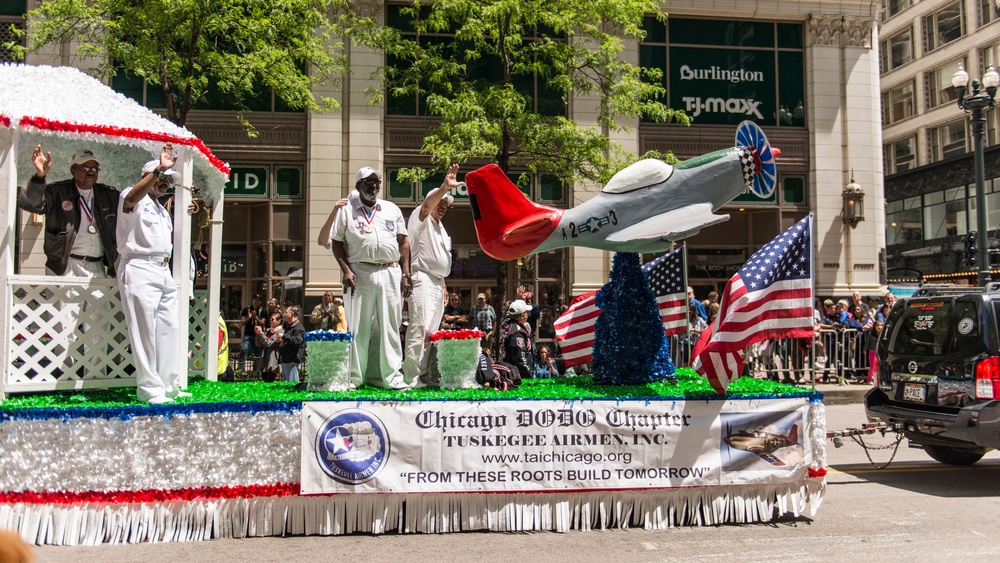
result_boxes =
[865,284,1000,465]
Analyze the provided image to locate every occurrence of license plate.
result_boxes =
[903,382,926,402]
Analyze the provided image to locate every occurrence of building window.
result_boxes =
[881,0,913,22]
[884,135,917,174]
[882,80,915,125]
[924,59,965,109]
[927,119,967,162]
[886,196,922,244]
[969,179,1000,231]
[0,2,26,63]
[112,69,300,113]
[639,17,805,127]
[923,2,964,54]
[780,175,807,206]
[922,186,968,239]
[880,28,913,74]
[977,0,997,27]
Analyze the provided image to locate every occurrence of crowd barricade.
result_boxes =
[741,328,872,384]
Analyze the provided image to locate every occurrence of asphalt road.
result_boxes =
[28,402,1000,563]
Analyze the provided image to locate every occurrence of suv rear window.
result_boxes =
[883,300,981,356]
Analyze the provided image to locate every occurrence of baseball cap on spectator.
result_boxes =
[71,149,100,167]
[141,160,182,183]
[477,293,486,300]
[355,166,379,184]
[507,300,530,317]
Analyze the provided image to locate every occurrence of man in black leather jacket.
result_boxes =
[501,299,535,381]
[18,144,120,277]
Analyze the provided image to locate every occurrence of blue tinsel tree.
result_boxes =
[592,252,676,384]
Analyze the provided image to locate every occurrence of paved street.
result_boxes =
[30,397,1000,563]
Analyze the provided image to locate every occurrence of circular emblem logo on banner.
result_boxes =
[314,409,390,485]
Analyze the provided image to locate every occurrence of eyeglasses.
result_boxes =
[79,166,100,173]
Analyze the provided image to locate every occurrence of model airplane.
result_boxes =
[464,121,778,260]
[723,423,799,467]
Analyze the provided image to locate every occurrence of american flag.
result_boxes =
[555,248,687,367]
[693,215,814,394]
[554,290,599,368]
[641,247,688,336]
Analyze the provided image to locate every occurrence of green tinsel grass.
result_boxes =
[0,368,813,411]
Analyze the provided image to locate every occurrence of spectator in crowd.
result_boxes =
[277,306,306,384]
[840,304,874,383]
[442,292,468,329]
[240,294,266,358]
[310,291,340,330]
[867,320,884,384]
[876,291,897,322]
[470,292,497,352]
[852,290,870,314]
[533,345,559,378]
[255,312,284,382]
[266,297,282,319]
[688,302,708,345]
[524,291,541,334]
[816,299,840,381]
[403,164,458,386]
[501,299,535,381]
[835,299,851,324]
[688,287,708,321]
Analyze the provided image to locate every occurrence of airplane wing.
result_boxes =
[605,203,729,243]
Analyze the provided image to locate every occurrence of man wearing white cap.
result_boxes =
[19,145,120,277]
[403,164,460,386]
[330,166,412,389]
[19,145,123,376]
[116,144,187,404]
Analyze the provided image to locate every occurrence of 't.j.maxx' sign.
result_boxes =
[669,47,777,126]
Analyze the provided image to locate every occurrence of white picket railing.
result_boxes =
[4,274,208,393]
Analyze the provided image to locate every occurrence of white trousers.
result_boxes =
[51,257,108,372]
[118,258,180,402]
[348,263,405,389]
[402,270,445,384]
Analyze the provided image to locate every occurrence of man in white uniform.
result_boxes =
[331,167,413,389]
[402,164,460,386]
[116,145,186,404]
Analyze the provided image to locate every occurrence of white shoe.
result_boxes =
[173,391,193,399]
[147,396,175,405]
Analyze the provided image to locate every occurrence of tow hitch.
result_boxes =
[826,419,906,469]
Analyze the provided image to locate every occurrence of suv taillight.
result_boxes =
[974,356,1000,399]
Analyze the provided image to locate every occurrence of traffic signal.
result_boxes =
[966,231,978,267]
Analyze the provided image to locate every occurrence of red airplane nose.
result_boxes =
[465,165,562,260]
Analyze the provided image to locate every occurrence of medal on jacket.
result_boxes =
[79,195,97,234]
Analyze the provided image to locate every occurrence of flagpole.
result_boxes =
[682,241,691,367]
[808,212,816,391]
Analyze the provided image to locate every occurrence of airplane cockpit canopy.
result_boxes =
[601,159,674,194]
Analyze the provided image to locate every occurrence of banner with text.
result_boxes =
[300,398,812,494]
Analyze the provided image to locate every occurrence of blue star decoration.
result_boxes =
[327,427,353,455]
[592,252,676,385]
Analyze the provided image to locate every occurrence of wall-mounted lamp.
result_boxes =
[842,171,864,228]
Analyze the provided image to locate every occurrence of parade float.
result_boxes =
[0,70,826,546]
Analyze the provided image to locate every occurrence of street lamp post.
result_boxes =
[953,64,999,287]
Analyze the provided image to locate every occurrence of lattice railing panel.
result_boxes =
[5,276,206,393]
[188,291,209,372]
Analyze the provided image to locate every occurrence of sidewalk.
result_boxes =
[803,381,873,405]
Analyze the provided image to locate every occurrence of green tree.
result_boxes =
[14,0,371,126]
[373,0,688,321]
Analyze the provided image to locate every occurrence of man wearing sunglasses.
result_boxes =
[19,145,121,277]
[116,144,187,404]
[330,166,412,390]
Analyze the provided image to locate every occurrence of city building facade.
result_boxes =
[8,1,885,351]
[879,0,1000,282]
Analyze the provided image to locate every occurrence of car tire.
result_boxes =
[923,444,986,465]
